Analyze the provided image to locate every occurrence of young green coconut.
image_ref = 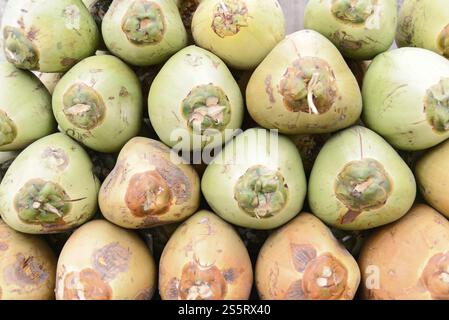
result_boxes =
[308,126,416,230]
[256,213,361,300]
[304,0,397,60]
[159,210,253,300]
[55,219,156,300]
[0,219,57,300]
[191,0,285,70]
[0,133,100,234]
[415,139,449,219]
[52,55,143,153]
[363,47,449,151]
[0,63,55,151]
[397,0,449,59]
[99,137,200,229]
[148,45,244,151]
[201,128,307,230]
[359,204,449,300]
[1,0,99,73]
[246,30,362,135]
[102,0,188,66]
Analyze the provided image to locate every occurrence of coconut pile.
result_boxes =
[0,0,449,301]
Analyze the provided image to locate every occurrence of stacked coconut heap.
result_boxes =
[0,0,449,301]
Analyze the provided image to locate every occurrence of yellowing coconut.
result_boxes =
[159,210,253,300]
[0,219,56,300]
[256,213,360,300]
[246,30,362,135]
[102,0,188,66]
[55,219,156,300]
[308,126,416,230]
[397,0,449,59]
[359,204,449,300]
[99,137,200,229]
[0,133,100,234]
[148,45,244,151]
[415,139,449,219]
[191,0,285,70]
[362,47,449,151]
[304,0,397,60]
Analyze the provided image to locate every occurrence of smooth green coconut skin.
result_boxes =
[309,126,416,231]
[148,45,244,151]
[397,0,449,59]
[362,47,449,151]
[0,133,100,234]
[304,0,397,60]
[246,30,362,135]
[0,63,55,151]
[201,128,307,230]
[191,0,285,70]
[1,0,99,73]
[52,55,143,153]
[102,0,188,66]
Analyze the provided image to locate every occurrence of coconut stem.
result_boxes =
[307,73,320,115]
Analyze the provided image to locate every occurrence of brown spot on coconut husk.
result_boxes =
[63,268,112,300]
[125,170,172,217]
[92,242,131,281]
[302,253,348,300]
[285,279,306,300]
[291,244,317,272]
[4,254,48,287]
[165,277,180,300]
[0,242,8,251]
[134,287,154,300]
[420,252,449,299]
[265,75,276,104]
[179,260,227,300]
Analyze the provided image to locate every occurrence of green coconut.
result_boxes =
[308,126,416,231]
[201,128,307,230]
[191,0,285,70]
[397,0,449,59]
[304,0,397,60]
[0,63,55,151]
[52,55,143,153]
[246,30,362,135]
[148,45,244,151]
[363,47,449,151]
[101,0,188,66]
[1,0,99,72]
[0,133,100,234]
